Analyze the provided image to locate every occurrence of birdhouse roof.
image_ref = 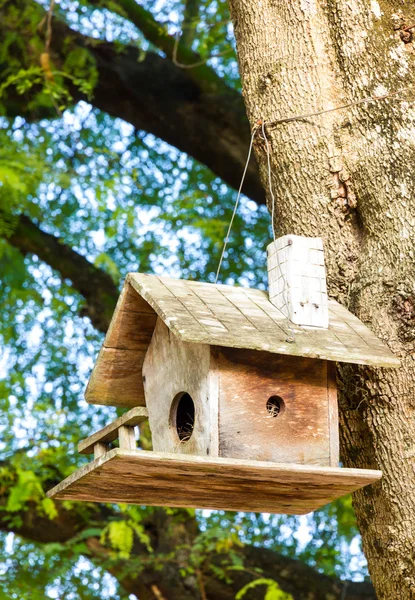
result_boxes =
[85,273,399,407]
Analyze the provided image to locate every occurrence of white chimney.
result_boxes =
[267,235,329,328]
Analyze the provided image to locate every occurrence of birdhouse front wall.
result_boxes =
[143,318,339,468]
[216,348,338,467]
[142,318,219,457]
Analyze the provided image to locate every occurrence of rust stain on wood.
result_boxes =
[217,348,333,466]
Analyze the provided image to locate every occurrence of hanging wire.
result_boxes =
[215,125,259,283]
[215,85,415,335]
[267,86,415,129]
[261,121,276,242]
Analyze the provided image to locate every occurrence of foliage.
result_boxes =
[0,0,368,598]
[100,508,152,559]
[236,578,293,600]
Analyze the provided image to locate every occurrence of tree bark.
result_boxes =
[228,0,415,597]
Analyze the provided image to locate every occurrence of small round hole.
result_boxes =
[266,395,285,417]
[173,392,195,442]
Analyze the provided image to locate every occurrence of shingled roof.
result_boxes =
[85,273,399,408]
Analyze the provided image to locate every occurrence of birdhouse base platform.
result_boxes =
[48,449,381,515]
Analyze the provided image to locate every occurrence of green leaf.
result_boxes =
[236,578,293,600]
[40,497,58,520]
[6,470,45,513]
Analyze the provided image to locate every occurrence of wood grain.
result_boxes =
[79,407,148,454]
[85,273,399,408]
[128,273,399,367]
[85,347,147,407]
[143,318,219,457]
[85,282,157,407]
[217,348,333,466]
[47,449,382,515]
[94,442,108,459]
[118,425,137,450]
[327,362,340,467]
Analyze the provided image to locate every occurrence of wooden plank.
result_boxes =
[129,274,208,338]
[126,274,399,367]
[218,286,282,333]
[217,348,332,466]
[327,362,339,467]
[94,442,108,459]
[47,449,382,515]
[79,407,149,454]
[267,236,329,328]
[105,309,157,351]
[142,318,219,457]
[85,280,157,407]
[85,347,147,407]
[118,425,137,450]
[122,283,155,313]
[104,282,156,350]
[161,278,230,333]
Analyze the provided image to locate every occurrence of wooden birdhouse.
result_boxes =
[48,235,399,514]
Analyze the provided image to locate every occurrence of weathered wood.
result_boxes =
[267,235,329,328]
[118,425,136,450]
[128,273,399,367]
[144,329,336,466]
[327,362,339,467]
[85,273,398,408]
[142,318,219,457]
[85,347,147,407]
[78,407,149,454]
[94,442,108,459]
[217,348,333,466]
[104,284,157,350]
[85,282,157,407]
[47,449,382,515]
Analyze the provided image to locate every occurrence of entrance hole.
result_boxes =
[172,392,195,442]
[266,395,285,417]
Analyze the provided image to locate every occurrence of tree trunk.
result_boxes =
[228,0,415,597]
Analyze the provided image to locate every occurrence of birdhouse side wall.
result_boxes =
[142,318,219,457]
[215,347,338,467]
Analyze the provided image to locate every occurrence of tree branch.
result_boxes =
[93,0,223,90]
[0,0,265,205]
[7,215,117,332]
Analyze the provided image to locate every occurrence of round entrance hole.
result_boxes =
[266,395,285,417]
[172,392,195,442]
